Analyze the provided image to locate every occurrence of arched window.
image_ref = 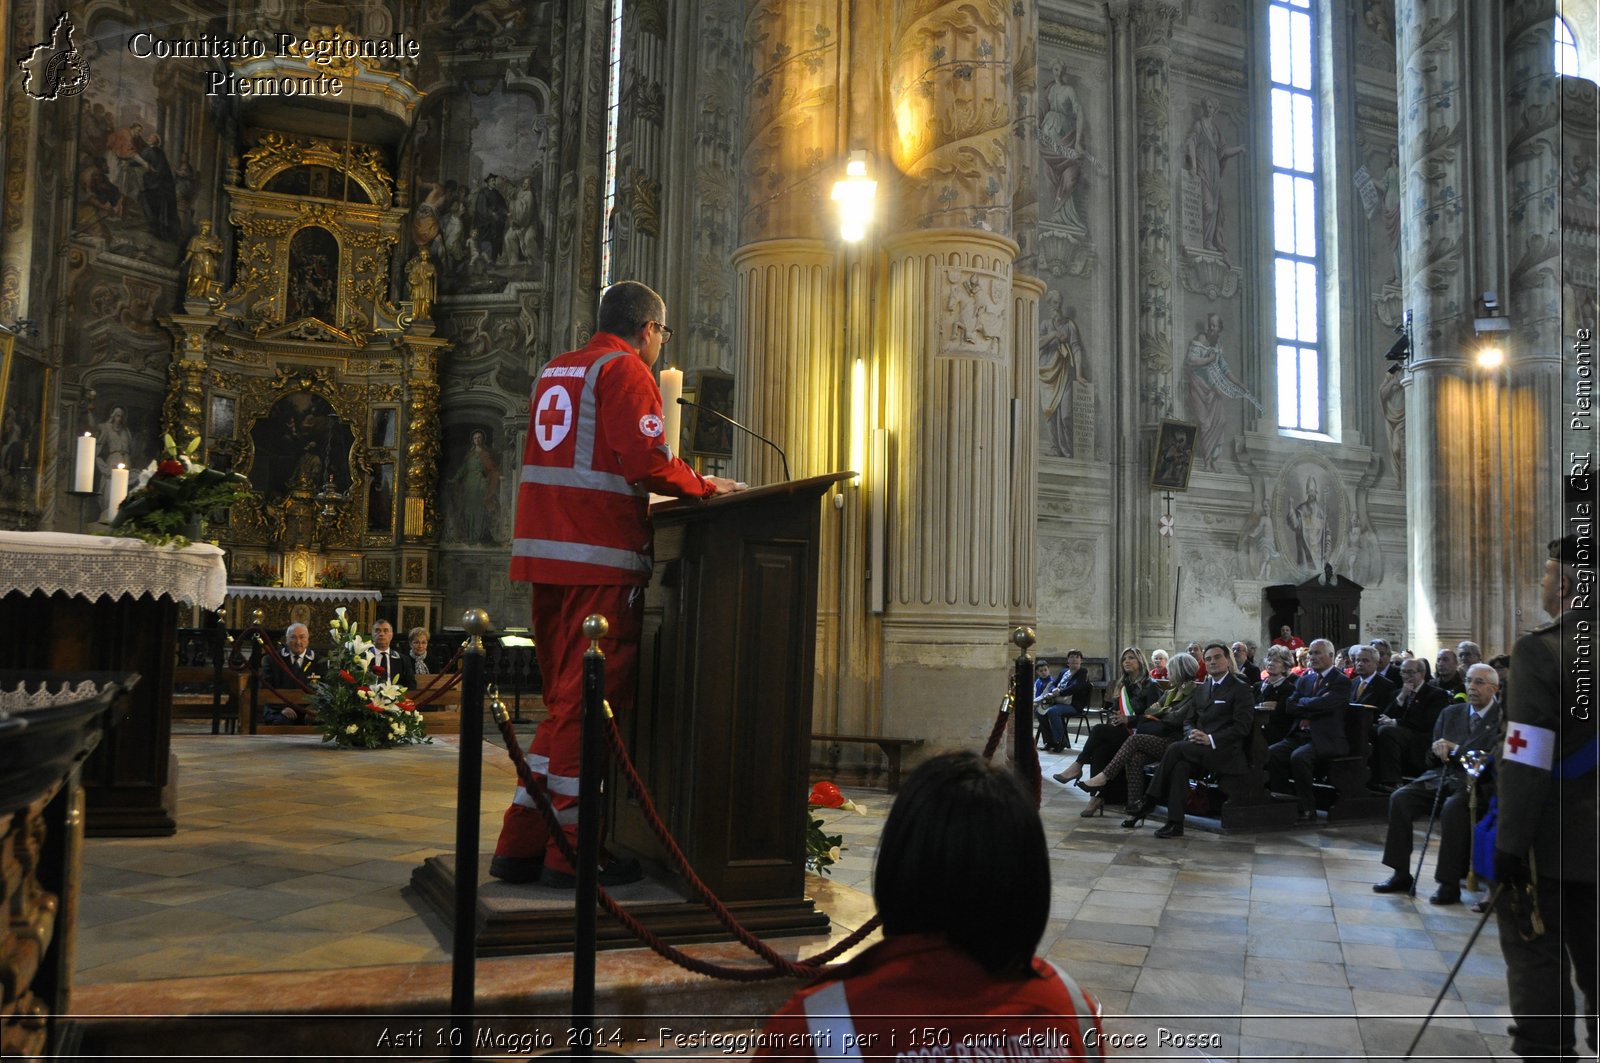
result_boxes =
[1267,0,1323,434]
[1554,17,1579,78]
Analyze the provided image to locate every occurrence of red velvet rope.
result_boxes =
[490,713,879,981]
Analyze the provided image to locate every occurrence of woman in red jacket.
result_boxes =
[756,752,1104,1061]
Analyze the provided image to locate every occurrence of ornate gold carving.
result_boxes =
[242,131,394,208]
[630,168,661,238]
[405,557,424,584]
[366,558,393,585]
[402,340,441,542]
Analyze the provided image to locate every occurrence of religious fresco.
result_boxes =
[439,422,507,546]
[247,391,355,498]
[407,90,549,297]
[72,17,210,261]
[0,346,44,508]
[1273,458,1348,578]
[285,227,340,324]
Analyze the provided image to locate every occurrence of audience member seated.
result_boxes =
[1348,645,1397,711]
[261,622,319,724]
[362,618,415,687]
[1122,642,1254,838]
[1369,658,1451,791]
[1232,640,1258,683]
[1370,637,1404,687]
[1434,647,1467,697]
[1038,649,1091,753]
[1051,648,1164,806]
[1073,652,1201,818]
[1266,638,1353,822]
[1487,652,1509,690]
[407,627,433,679]
[1292,645,1311,674]
[1148,649,1169,681]
[1372,664,1504,905]
[1272,625,1306,651]
[755,752,1104,1059]
[1255,645,1298,746]
[1456,640,1483,669]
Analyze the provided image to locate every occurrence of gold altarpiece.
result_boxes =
[162,131,449,634]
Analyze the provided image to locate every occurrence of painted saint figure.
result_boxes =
[450,428,502,544]
[1183,98,1246,263]
[1038,290,1089,458]
[1182,314,1260,471]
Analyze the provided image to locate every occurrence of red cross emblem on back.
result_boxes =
[534,386,574,451]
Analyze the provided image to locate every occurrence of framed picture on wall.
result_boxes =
[1150,418,1198,492]
[685,368,735,459]
[0,335,47,508]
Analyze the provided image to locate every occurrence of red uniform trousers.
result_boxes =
[493,582,641,875]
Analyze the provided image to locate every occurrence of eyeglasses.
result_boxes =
[649,321,674,343]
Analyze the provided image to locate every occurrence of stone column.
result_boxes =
[877,0,1022,747]
[1501,2,1567,633]
[733,0,845,725]
[1396,0,1563,653]
[1110,0,1179,647]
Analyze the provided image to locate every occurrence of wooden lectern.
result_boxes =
[615,472,849,903]
[415,473,846,953]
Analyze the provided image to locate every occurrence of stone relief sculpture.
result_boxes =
[1038,290,1090,458]
[1182,313,1259,471]
[941,268,1007,360]
[1039,63,1097,234]
[1378,367,1406,487]
[1181,97,1245,265]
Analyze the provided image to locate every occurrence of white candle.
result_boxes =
[659,367,683,455]
[74,433,95,492]
[106,463,129,520]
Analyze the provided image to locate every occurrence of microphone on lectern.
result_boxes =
[675,398,790,482]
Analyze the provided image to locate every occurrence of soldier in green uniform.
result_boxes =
[1495,535,1597,1061]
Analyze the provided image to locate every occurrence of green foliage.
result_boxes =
[105,434,250,547]
[311,608,430,749]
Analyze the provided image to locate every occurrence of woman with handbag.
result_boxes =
[1051,647,1164,816]
[1075,652,1205,816]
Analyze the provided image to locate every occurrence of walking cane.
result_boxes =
[1458,748,1491,891]
[1410,770,1450,897]
[1402,884,1503,1060]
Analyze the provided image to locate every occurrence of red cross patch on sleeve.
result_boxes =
[639,413,664,438]
[1503,724,1555,771]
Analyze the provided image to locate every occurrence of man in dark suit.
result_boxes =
[363,618,415,687]
[1266,638,1353,822]
[1372,663,1503,904]
[1126,641,1254,838]
[1433,646,1467,697]
[1369,657,1451,790]
[1370,637,1404,687]
[1348,645,1396,711]
[261,622,319,724]
[1039,650,1091,753]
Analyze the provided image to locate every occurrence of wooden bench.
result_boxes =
[243,677,464,736]
[171,665,246,733]
[812,733,924,792]
[1312,704,1388,822]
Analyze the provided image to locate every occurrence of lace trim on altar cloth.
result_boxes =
[0,679,117,713]
[0,532,228,610]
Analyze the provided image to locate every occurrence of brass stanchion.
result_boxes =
[450,607,491,1059]
[1010,627,1040,805]
[572,614,609,1058]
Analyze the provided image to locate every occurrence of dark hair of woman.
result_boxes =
[873,751,1050,978]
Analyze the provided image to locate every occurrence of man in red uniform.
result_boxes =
[491,281,742,888]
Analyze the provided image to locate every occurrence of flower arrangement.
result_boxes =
[317,564,350,589]
[108,434,251,546]
[805,780,865,875]
[311,607,429,749]
[235,561,281,587]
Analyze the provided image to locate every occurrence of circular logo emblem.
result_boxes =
[639,413,664,438]
[534,387,574,451]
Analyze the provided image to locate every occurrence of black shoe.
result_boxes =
[1429,884,1461,906]
[1153,822,1184,839]
[1121,796,1157,829]
[488,855,544,884]
[1372,873,1414,894]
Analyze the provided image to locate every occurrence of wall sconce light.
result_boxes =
[1383,310,1412,375]
[1473,290,1510,334]
[1476,345,1505,370]
[831,150,877,243]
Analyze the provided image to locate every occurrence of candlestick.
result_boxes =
[74,433,95,492]
[106,463,129,521]
[659,367,684,456]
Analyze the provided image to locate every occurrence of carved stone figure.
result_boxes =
[405,248,437,321]
[1182,314,1259,471]
[1379,364,1406,488]
[182,221,224,299]
[1183,98,1245,263]
[1038,290,1089,458]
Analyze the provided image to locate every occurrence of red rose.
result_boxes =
[808,781,844,809]
[157,459,186,476]
[340,669,355,682]
[368,702,383,712]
